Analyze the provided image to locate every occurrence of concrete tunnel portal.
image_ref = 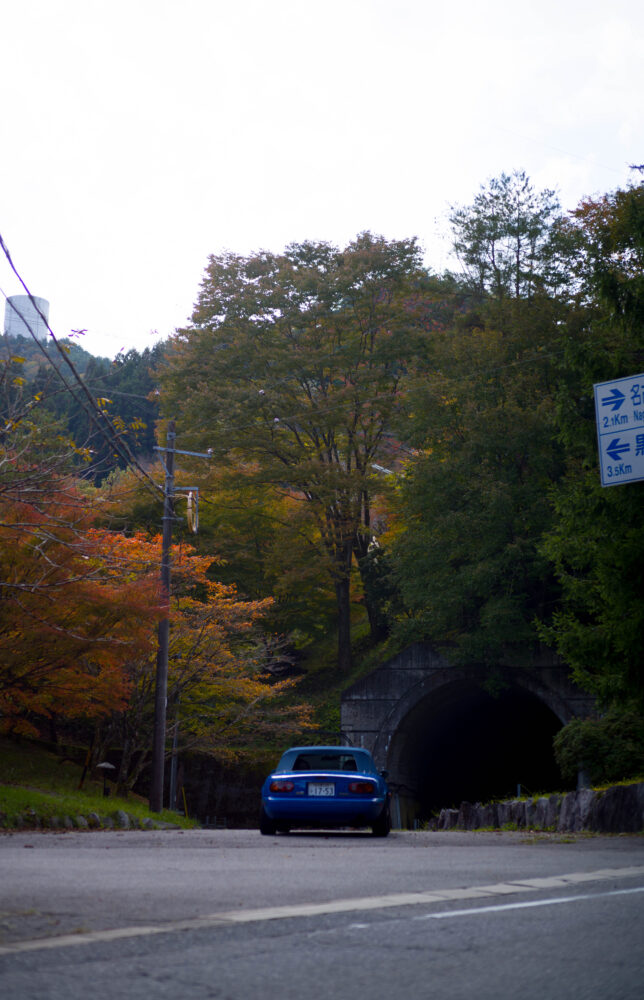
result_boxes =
[340,643,595,826]
[386,680,564,820]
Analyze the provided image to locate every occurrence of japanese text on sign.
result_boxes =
[594,374,644,486]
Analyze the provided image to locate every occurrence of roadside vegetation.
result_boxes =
[0,736,196,830]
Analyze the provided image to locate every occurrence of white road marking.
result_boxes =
[1,865,643,957]
[413,885,644,920]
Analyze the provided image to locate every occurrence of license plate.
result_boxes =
[308,782,334,797]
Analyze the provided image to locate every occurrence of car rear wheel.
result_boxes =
[371,805,391,837]
[259,806,277,836]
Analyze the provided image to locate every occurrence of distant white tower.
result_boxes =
[4,295,50,341]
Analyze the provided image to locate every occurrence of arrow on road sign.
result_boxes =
[601,388,626,411]
[606,438,630,461]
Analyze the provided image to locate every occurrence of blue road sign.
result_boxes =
[594,373,644,486]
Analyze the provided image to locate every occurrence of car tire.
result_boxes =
[371,805,391,837]
[259,806,277,836]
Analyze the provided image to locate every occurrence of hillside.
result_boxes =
[1,332,110,377]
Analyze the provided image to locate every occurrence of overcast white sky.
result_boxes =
[1,0,642,359]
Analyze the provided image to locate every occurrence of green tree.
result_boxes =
[388,305,564,664]
[6,338,162,483]
[449,169,564,301]
[387,172,571,664]
[553,710,644,784]
[159,233,435,668]
[108,458,340,651]
[539,178,644,709]
[45,346,161,482]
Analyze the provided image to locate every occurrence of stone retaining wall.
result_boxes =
[434,781,644,834]
[1,808,180,831]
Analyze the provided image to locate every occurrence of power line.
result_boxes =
[0,234,162,501]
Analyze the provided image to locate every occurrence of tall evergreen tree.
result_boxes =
[449,169,564,301]
[388,172,570,664]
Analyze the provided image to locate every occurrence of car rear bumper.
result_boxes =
[263,795,386,826]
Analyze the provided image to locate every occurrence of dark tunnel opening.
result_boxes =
[391,682,571,819]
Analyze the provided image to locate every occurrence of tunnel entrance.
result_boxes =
[341,641,597,827]
[389,680,567,821]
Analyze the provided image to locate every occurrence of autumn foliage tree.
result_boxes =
[0,416,311,778]
[89,537,312,794]
[1,334,160,738]
[0,479,161,737]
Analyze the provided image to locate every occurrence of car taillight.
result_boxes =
[348,781,376,794]
[270,780,294,792]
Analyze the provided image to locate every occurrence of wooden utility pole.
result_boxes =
[149,420,176,812]
[149,426,209,813]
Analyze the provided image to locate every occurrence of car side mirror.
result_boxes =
[380,769,388,779]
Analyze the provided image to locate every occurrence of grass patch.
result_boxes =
[0,736,197,830]
[590,776,644,793]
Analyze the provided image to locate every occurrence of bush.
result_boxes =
[553,710,644,785]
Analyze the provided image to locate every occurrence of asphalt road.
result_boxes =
[1,828,644,999]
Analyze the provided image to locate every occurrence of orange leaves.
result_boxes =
[92,537,311,782]
[0,480,161,734]
[0,438,312,762]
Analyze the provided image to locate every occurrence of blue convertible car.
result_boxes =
[260,745,391,836]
